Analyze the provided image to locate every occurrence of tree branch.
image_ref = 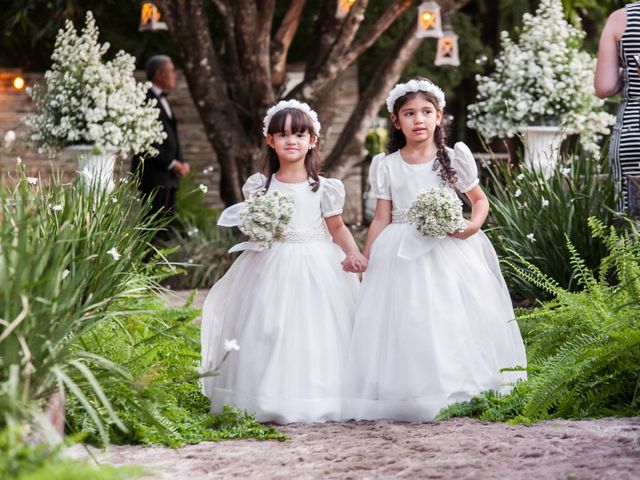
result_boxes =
[323,0,471,178]
[323,18,424,177]
[271,0,307,90]
[343,0,413,64]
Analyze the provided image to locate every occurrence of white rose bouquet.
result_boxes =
[467,0,615,156]
[407,187,465,238]
[239,190,295,246]
[24,11,164,156]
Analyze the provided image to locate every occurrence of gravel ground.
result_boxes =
[68,416,640,479]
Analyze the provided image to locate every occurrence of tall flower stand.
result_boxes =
[518,126,564,177]
[66,144,118,192]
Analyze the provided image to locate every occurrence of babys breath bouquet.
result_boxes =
[467,0,614,156]
[24,11,164,155]
[407,187,465,238]
[239,190,295,246]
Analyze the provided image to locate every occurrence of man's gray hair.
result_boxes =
[146,55,172,81]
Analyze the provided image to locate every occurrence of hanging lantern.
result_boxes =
[139,2,167,31]
[416,1,442,38]
[335,0,356,19]
[435,31,460,66]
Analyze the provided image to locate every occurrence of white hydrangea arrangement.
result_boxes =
[239,190,295,246]
[24,11,164,155]
[407,187,466,238]
[467,0,615,156]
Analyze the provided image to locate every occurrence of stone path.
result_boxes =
[70,417,640,479]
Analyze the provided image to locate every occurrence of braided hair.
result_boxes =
[386,88,457,188]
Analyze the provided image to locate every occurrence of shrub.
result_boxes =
[438,218,640,423]
[484,152,616,300]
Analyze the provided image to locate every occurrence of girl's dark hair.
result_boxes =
[262,108,320,192]
[386,83,457,188]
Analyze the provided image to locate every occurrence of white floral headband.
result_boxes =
[262,99,322,137]
[385,79,446,113]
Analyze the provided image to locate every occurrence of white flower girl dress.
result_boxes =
[200,173,358,424]
[343,142,527,421]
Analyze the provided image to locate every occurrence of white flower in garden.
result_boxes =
[198,184,208,194]
[106,247,121,261]
[51,204,63,212]
[3,130,16,145]
[111,197,117,204]
[23,12,164,156]
[541,198,549,207]
[514,189,522,198]
[26,177,38,185]
[526,233,537,242]
[516,173,524,180]
[16,157,22,165]
[467,0,615,156]
[224,339,240,352]
[561,167,571,177]
[187,227,199,237]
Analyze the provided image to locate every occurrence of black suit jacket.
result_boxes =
[131,89,186,192]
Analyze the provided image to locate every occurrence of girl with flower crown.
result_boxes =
[200,100,366,424]
[342,78,527,421]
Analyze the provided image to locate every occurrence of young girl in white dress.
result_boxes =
[200,100,366,424]
[343,78,527,421]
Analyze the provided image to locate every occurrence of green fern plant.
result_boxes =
[438,218,640,423]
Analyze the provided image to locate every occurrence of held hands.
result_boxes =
[342,252,368,273]
[449,219,480,240]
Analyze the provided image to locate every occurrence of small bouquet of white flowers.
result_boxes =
[239,190,295,246]
[407,187,466,238]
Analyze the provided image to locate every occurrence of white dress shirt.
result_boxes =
[151,83,177,171]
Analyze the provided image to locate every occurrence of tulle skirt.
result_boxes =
[200,241,359,424]
[343,224,527,422]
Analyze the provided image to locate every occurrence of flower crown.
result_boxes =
[262,99,322,137]
[385,79,446,113]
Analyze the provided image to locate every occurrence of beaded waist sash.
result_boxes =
[391,208,409,223]
[282,228,332,243]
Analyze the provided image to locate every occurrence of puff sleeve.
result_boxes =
[450,142,480,193]
[241,172,267,200]
[369,152,391,200]
[321,178,346,218]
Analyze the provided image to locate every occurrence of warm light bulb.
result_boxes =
[422,12,433,22]
[13,76,25,90]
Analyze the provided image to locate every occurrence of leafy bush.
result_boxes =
[438,218,640,423]
[0,165,163,445]
[66,295,286,446]
[484,152,616,300]
[161,176,237,290]
[0,431,139,480]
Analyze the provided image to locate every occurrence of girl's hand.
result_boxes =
[342,253,368,273]
[449,220,480,240]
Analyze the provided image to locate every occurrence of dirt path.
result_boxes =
[70,416,640,479]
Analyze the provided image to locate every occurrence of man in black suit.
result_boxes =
[132,55,189,228]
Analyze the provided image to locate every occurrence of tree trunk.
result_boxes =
[155,1,468,207]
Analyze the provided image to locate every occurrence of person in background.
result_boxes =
[132,55,190,231]
[595,3,640,213]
